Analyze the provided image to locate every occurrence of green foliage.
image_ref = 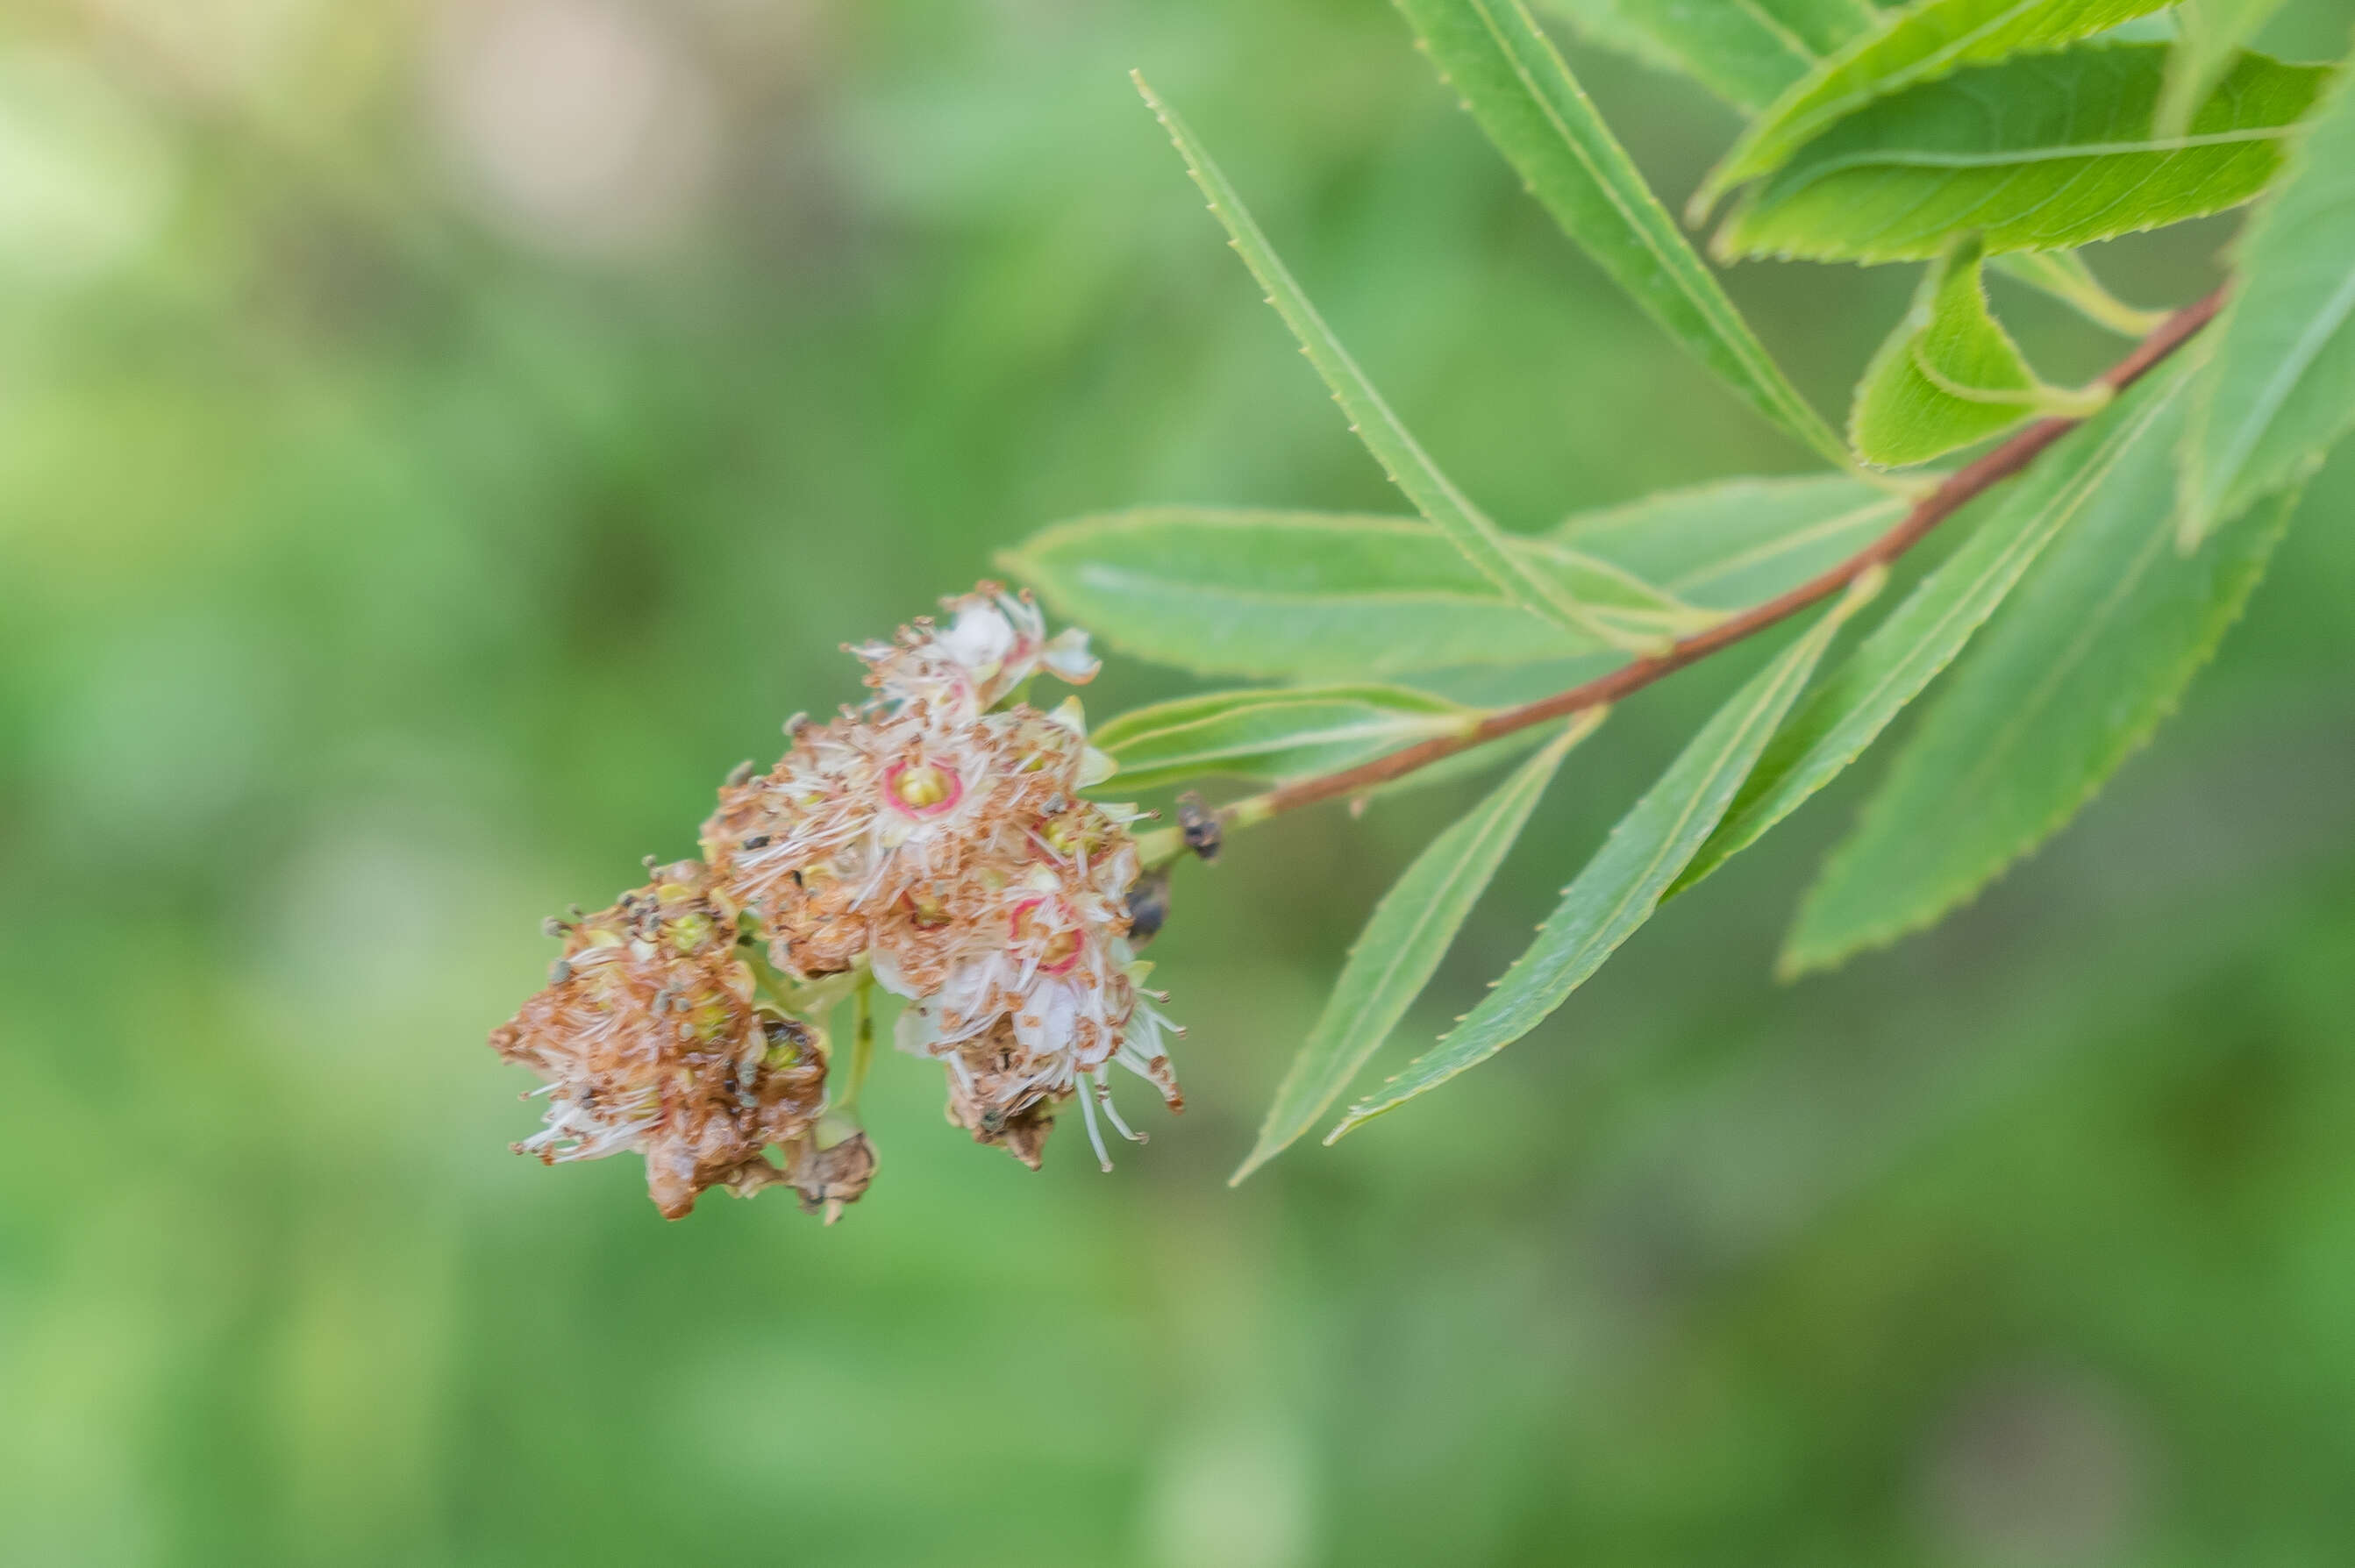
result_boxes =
[1397,0,1854,468]
[1717,45,2331,263]
[1786,466,2296,973]
[1329,574,1882,1139]
[1695,0,2176,217]
[1553,474,1908,610]
[1003,508,1709,679]
[1015,0,2336,1162]
[1092,684,1483,791]
[2159,0,2290,134]
[1541,0,1890,112]
[1673,361,2196,901]
[2180,66,2355,542]
[1850,234,2106,467]
[1231,715,1599,1182]
[1989,248,2169,335]
[1134,75,1659,648]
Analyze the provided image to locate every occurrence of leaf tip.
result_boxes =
[1682,178,1720,232]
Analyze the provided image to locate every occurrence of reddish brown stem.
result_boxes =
[1220,285,2225,829]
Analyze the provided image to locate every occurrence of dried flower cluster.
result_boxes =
[489,586,1181,1220]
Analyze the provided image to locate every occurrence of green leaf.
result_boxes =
[1850,234,2106,467]
[2179,66,2355,544]
[1716,45,2331,265]
[1670,357,2196,901]
[1695,0,2176,217]
[1396,0,1855,471]
[1328,570,1884,1140]
[1000,508,1712,681]
[1552,474,1908,610]
[1133,75,1653,650]
[2158,0,2289,137]
[1540,0,1889,114]
[1366,723,1566,799]
[1093,685,1483,792]
[1782,470,2297,975]
[1231,712,1602,1183]
[1988,249,2169,335]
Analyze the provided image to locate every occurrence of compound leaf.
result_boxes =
[1671,357,2196,901]
[1231,712,1602,1182]
[1851,233,2106,467]
[1717,45,2331,264]
[1328,570,1883,1139]
[2179,65,2355,543]
[1396,0,1854,469]
[1094,685,1483,792]
[1696,0,2176,217]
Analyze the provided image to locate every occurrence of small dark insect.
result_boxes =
[1125,867,1173,944]
[1175,792,1222,863]
[761,1014,815,1053]
[741,835,772,851]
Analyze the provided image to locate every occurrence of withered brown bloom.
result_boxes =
[489,860,839,1219]
[489,585,1182,1220]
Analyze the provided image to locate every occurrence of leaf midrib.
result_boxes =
[1782,122,2298,187]
[2209,264,2355,494]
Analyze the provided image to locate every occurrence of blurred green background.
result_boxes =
[4,1,2354,1563]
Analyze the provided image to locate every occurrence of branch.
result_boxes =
[1209,285,2225,834]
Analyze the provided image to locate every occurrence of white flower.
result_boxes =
[857,582,1100,721]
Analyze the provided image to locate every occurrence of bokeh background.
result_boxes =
[5,1,2354,1563]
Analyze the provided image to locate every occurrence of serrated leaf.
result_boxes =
[2158,0,2289,136]
[1695,0,2175,217]
[1328,571,1883,1140]
[2179,66,2355,544]
[1134,75,1651,649]
[1989,249,2168,335]
[1231,712,1602,1183]
[1669,357,2196,901]
[1540,0,1890,114]
[1395,0,1853,471]
[1093,685,1483,792]
[1717,45,2330,264]
[1552,474,1908,610]
[1851,234,2105,467]
[1782,461,2296,975]
[1001,509,1714,681]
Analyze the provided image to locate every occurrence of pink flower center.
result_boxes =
[1010,896,1083,975]
[884,759,964,816]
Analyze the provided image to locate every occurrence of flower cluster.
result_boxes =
[488,859,847,1219]
[489,585,1181,1220]
[704,586,1181,1171]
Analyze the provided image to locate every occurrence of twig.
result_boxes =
[1206,286,2226,833]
